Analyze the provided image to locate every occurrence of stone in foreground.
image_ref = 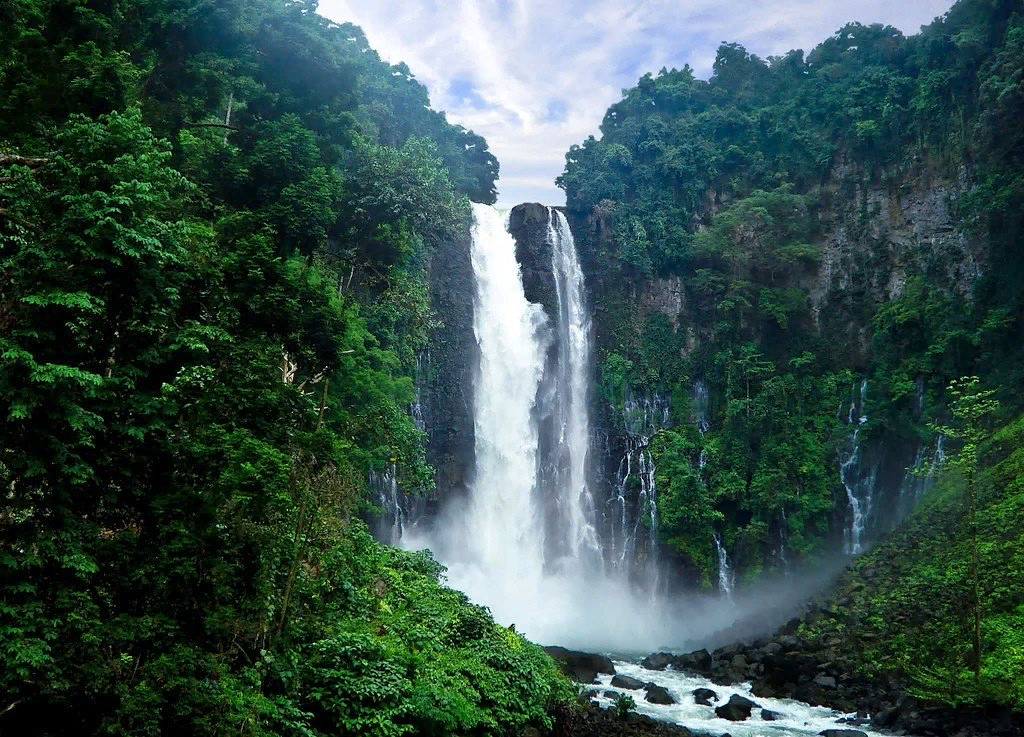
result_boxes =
[611,674,646,690]
[645,684,676,704]
[692,687,718,706]
[542,646,615,683]
[715,693,759,721]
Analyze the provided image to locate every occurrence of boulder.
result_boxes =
[814,675,837,689]
[762,641,783,656]
[692,687,718,706]
[641,652,674,670]
[675,648,713,673]
[602,690,618,699]
[819,731,868,737]
[610,674,646,690]
[761,709,781,721]
[872,704,900,727]
[645,684,676,705]
[793,683,826,706]
[542,646,615,684]
[715,694,759,721]
[730,654,748,671]
[777,634,799,648]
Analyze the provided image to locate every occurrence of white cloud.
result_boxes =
[318,0,953,207]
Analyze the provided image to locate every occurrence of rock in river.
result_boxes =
[542,646,615,684]
[611,674,646,690]
[641,652,674,670]
[645,684,676,704]
[715,693,759,722]
[692,687,718,706]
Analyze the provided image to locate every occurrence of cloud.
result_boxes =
[318,0,953,207]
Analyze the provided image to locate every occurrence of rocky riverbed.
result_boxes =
[544,647,886,737]
[544,642,1024,737]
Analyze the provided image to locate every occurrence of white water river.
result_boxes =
[592,660,886,737]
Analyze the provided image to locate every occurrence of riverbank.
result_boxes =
[543,643,1023,737]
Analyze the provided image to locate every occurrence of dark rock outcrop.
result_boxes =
[714,694,758,721]
[673,649,713,674]
[819,731,867,737]
[641,652,673,670]
[542,646,615,684]
[760,709,781,721]
[692,688,718,706]
[425,224,477,500]
[553,701,697,737]
[508,202,557,317]
[681,632,1024,737]
[610,674,645,690]
[644,684,676,704]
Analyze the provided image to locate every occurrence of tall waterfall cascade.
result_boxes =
[457,203,551,578]
[547,210,602,564]
[404,203,677,650]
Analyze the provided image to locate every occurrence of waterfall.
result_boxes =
[370,463,424,546]
[402,203,678,650]
[896,435,947,517]
[605,388,667,589]
[840,379,876,555]
[778,507,790,576]
[455,203,551,578]
[410,351,426,431]
[548,210,601,562]
[693,379,710,435]
[714,533,734,597]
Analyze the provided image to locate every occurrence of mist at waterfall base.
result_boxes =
[398,203,851,654]
[408,506,853,653]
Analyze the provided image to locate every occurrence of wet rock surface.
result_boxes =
[691,688,717,706]
[644,684,676,705]
[641,652,674,670]
[543,646,615,684]
[508,202,558,317]
[552,700,720,737]
[714,693,758,722]
[610,674,646,690]
[645,628,1024,737]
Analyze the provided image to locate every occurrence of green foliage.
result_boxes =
[565,0,1024,587]
[0,3,566,735]
[796,412,1024,708]
[613,693,636,719]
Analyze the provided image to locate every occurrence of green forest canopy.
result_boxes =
[0,1,576,735]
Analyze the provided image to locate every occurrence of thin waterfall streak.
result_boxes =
[548,208,600,560]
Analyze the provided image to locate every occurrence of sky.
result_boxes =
[318,0,954,208]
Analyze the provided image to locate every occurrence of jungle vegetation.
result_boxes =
[0,1,572,734]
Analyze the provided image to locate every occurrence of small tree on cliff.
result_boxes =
[932,376,999,683]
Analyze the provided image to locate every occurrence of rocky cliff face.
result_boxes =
[508,202,558,316]
[424,224,477,500]
[564,156,986,575]
[811,157,986,366]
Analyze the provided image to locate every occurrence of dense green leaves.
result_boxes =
[798,412,1024,707]
[567,0,1024,591]
[0,2,565,736]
